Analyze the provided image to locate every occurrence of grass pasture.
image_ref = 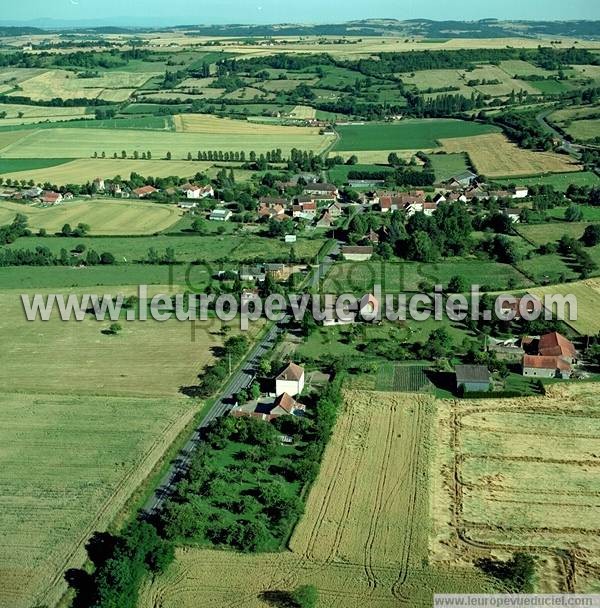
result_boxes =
[322,259,530,293]
[334,119,499,151]
[5,233,325,264]
[493,171,600,191]
[564,118,600,142]
[0,286,264,608]
[439,133,581,177]
[433,385,600,592]
[529,279,600,335]
[0,199,181,235]
[428,152,470,182]
[139,391,490,608]
[516,221,591,245]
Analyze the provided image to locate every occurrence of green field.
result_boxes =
[6,234,325,264]
[428,152,470,182]
[322,259,530,293]
[0,264,210,289]
[0,157,73,173]
[333,119,499,151]
[517,253,579,284]
[516,221,593,245]
[375,363,433,392]
[493,171,600,191]
[565,118,600,142]
[328,162,394,183]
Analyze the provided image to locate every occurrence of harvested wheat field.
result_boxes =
[0,198,181,235]
[139,391,490,608]
[0,392,194,608]
[431,383,600,593]
[439,133,581,178]
[0,158,214,186]
[173,113,324,136]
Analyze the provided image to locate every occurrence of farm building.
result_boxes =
[178,200,198,209]
[240,266,267,282]
[522,355,572,379]
[303,183,339,198]
[502,208,522,223]
[341,245,374,261]
[521,331,577,379]
[92,177,105,191]
[41,191,63,205]
[182,184,214,199]
[292,201,317,219]
[455,365,491,393]
[316,211,333,228]
[497,296,543,321]
[209,208,233,222]
[513,187,529,199]
[445,170,478,189]
[132,185,158,199]
[231,392,305,422]
[327,201,344,218]
[275,362,305,397]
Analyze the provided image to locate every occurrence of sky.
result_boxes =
[2,0,600,25]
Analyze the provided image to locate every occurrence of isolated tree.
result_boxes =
[581,224,600,247]
[565,204,583,222]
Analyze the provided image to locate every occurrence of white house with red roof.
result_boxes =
[275,362,305,397]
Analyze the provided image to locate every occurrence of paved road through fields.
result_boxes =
[144,241,341,514]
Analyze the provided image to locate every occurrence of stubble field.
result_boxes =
[440,133,581,177]
[0,199,182,235]
[0,158,217,184]
[432,383,600,593]
[0,285,264,608]
[139,391,490,608]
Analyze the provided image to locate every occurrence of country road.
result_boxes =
[144,240,341,514]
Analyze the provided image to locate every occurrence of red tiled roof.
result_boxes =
[538,332,576,359]
[273,392,299,414]
[133,185,158,196]
[523,355,571,371]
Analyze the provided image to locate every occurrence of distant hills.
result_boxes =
[0,19,598,39]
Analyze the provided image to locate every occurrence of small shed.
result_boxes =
[455,365,491,393]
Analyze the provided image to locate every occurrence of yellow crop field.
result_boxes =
[7,69,153,101]
[139,391,490,608]
[173,113,323,135]
[432,384,600,593]
[0,123,333,159]
[439,133,581,177]
[289,105,317,119]
[0,103,88,120]
[0,158,215,185]
[0,285,265,608]
[0,198,181,235]
[529,279,600,335]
